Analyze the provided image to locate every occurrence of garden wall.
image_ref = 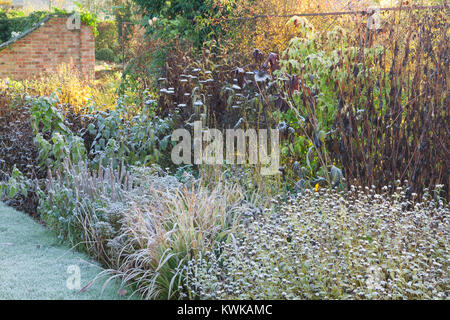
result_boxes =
[0,16,94,80]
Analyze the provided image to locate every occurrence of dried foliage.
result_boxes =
[331,10,449,199]
[155,39,246,128]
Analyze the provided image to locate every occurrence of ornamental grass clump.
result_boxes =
[186,185,449,300]
[103,178,252,300]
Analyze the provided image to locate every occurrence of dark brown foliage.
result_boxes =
[0,98,42,216]
[332,11,449,199]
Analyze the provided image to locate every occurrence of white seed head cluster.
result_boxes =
[185,187,449,300]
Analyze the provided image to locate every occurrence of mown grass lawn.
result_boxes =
[0,202,134,300]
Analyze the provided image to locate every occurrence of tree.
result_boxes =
[132,0,216,19]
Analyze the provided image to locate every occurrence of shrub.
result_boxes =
[96,47,116,63]
[132,0,233,48]
[2,63,118,111]
[186,186,449,299]
[0,79,111,214]
[0,96,41,183]
[0,9,9,43]
[0,10,47,43]
[86,101,174,170]
[133,0,213,20]
[95,20,119,56]
[0,165,31,201]
[0,90,43,215]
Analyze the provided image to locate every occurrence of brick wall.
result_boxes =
[0,16,95,80]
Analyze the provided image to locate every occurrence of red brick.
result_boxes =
[0,17,95,80]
